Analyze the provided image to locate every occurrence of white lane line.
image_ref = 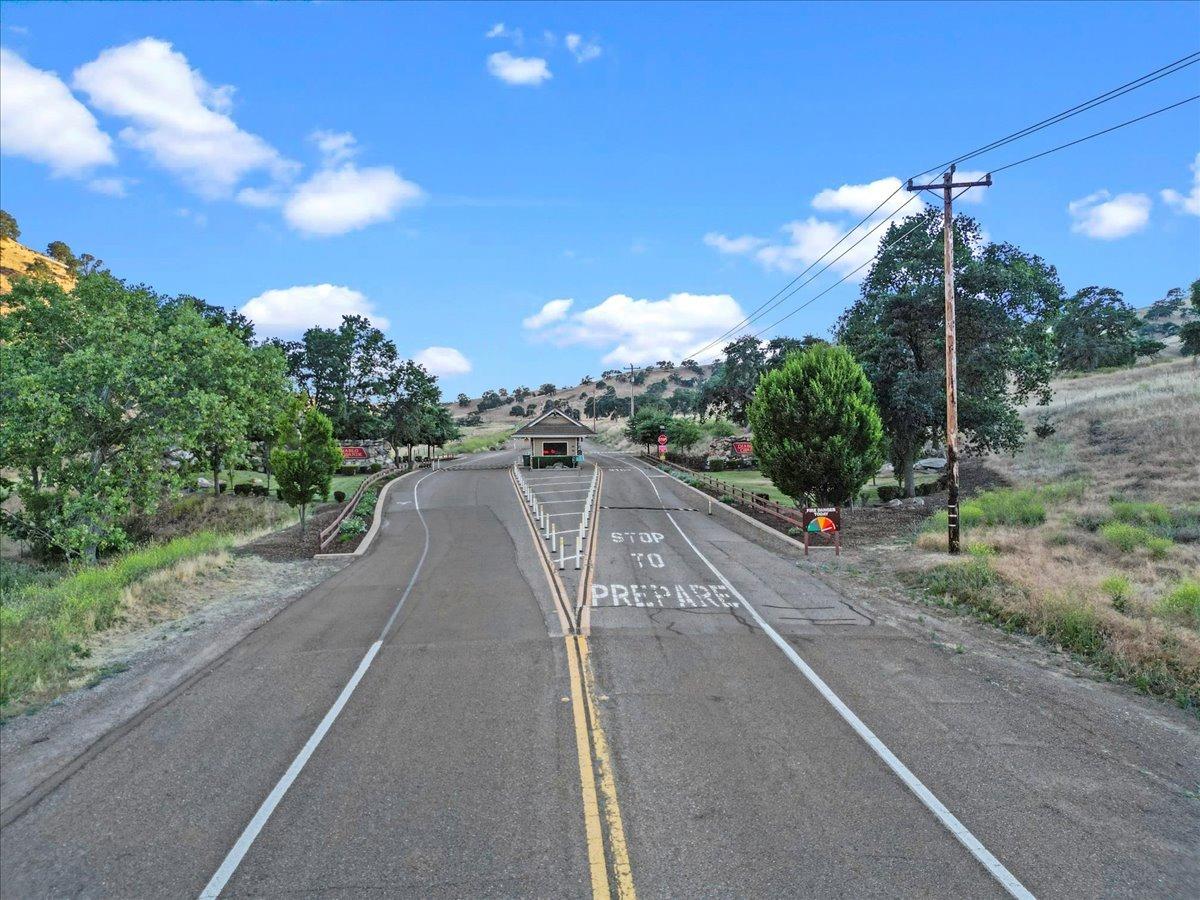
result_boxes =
[199,471,437,899]
[621,456,1034,900]
[546,511,584,518]
[538,498,590,505]
[529,488,591,495]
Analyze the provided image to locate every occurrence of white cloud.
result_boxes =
[523,298,573,329]
[177,207,207,227]
[88,176,130,196]
[414,346,472,376]
[310,129,357,166]
[486,23,522,43]
[528,292,746,365]
[565,33,602,63]
[705,174,929,277]
[1161,152,1200,216]
[1068,190,1151,240]
[235,186,283,208]
[73,38,296,198]
[811,176,904,216]
[704,232,766,255]
[0,48,116,176]
[283,164,423,236]
[487,51,551,86]
[241,284,389,336]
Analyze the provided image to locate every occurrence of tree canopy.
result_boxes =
[748,344,884,506]
[837,208,1058,496]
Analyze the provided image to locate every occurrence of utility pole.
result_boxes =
[628,363,637,419]
[906,164,992,554]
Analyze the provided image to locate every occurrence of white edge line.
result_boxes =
[197,640,381,899]
[199,471,436,898]
[620,456,1034,900]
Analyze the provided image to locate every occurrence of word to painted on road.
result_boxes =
[611,531,665,543]
[591,583,739,608]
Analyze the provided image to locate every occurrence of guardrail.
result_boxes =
[641,454,807,530]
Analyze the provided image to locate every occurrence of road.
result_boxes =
[1,448,1197,898]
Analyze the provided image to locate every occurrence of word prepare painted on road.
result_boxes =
[611,531,665,544]
[591,583,739,608]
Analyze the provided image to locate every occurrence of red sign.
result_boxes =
[732,441,753,455]
[340,446,369,460]
[657,433,668,446]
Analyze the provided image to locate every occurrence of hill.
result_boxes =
[0,236,76,296]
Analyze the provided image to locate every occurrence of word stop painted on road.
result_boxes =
[591,583,739,609]
[611,531,664,543]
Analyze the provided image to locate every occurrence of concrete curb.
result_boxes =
[625,455,813,555]
[313,469,418,560]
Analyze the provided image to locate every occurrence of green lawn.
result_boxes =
[709,469,794,505]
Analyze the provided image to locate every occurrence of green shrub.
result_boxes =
[232,483,252,497]
[1109,500,1171,528]
[1156,580,1200,628]
[1099,574,1132,612]
[707,459,726,472]
[338,515,367,541]
[719,494,736,504]
[1041,596,1105,657]
[333,490,346,503]
[877,485,902,502]
[1100,522,1173,557]
[973,489,1045,526]
[353,491,377,518]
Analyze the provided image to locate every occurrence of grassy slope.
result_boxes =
[904,357,1200,708]
[0,496,300,713]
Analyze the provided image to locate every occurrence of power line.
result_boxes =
[748,92,1198,340]
[990,94,1200,175]
[747,185,977,341]
[683,50,1200,360]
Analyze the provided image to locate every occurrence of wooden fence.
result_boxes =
[317,467,399,551]
[641,454,806,531]
[316,455,463,551]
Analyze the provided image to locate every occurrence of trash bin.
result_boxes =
[522,453,531,468]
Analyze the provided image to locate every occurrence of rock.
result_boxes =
[885,499,903,508]
[904,497,926,507]
[915,457,947,471]
[197,476,213,488]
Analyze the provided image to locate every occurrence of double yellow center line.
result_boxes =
[509,466,635,899]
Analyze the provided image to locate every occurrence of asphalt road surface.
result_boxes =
[2,447,1197,898]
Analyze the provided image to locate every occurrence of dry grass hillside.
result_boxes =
[900,357,1200,708]
[0,236,76,296]
[447,363,716,448]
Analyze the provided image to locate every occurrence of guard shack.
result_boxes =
[513,408,594,469]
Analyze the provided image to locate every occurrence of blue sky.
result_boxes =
[2,1,1197,395]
